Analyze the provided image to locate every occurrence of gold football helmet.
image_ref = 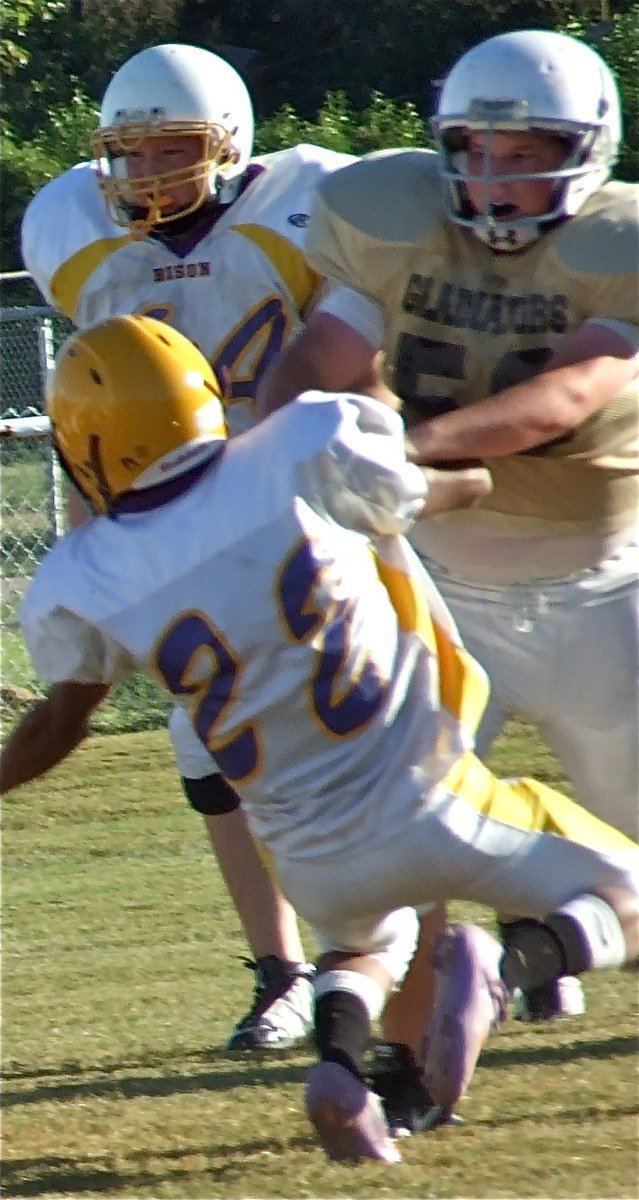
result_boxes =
[48,315,227,514]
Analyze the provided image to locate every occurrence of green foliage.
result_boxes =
[91,675,174,734]
[0,86,98,270]
[1,0,179,163]
[562,5,639,180]
[256,90,429,155]
[2,2,637,268]
[40,84,100,165]
[0,0,66,76]
[353,91,429,153]
[0,131,58,270]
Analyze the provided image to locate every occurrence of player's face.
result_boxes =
[123,133,206,215]
[464,130,569,220]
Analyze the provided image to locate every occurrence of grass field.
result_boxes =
[2,721,638,1199]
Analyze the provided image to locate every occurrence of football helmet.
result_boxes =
[92,43,254,231]
[431,30,621,250]
[48,315,227,514]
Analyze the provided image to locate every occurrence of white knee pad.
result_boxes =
[314,969,387,1022]
[370,907,420,984]
[312,907,419,999]
[556,894,627,970]
[168,704,218,780]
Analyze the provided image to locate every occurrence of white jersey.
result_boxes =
[22,144,356,437]
[22,141,384,787]
[20,393,490,860]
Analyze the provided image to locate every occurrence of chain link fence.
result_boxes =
[1,273,74,697]
[0,274,172,732]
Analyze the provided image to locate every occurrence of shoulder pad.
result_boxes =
[252,142,356,176]
[318,149,444,244]
[234,145,357,244]
[21,162,123,308]
[554,181,639,277]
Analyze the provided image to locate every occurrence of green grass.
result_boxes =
[1,645,172,731]
[2,723,638,1199]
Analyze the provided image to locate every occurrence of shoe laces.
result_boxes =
[368,1042,444,1135]
[239,956,315,1023]
[368,1042,433,1107]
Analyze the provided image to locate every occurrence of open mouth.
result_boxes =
[489,202,519,219]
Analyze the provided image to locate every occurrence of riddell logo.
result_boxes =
[160,445,206,472]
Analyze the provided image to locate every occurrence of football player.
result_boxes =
[20,41,384,1054]
[256,27,639,1097]
[21,42,496,1095]
[1,315,638,1165]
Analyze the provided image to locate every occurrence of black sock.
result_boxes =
[500,919,567,992]
[545,912,593,976]
[314,990,371,1082]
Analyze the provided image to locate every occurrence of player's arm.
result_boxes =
[0,681,110,794]
[66,484,93,528]
[407,321,639,465]
[260,310,491,512]
[257,305,398,417]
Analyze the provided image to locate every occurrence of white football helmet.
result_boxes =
[431,30,622,250]
[92,43,254,231]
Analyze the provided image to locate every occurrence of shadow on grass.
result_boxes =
[3,1102,639,1198]
[4,1031,637,1108]
[1,1133,317,1198]
[478,1032,638,1071]
[1,1042,309,1081]
[473,1101,639,1130]
[2,1049,311,1108]
[3,1039,638,1197]
[4,1032,639,1113]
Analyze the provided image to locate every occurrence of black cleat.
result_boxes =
[367,1042,462,1137]
[513,976,585,1022]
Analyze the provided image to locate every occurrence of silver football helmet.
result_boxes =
[431,30,622,250]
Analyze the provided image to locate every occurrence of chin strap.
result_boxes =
[124,194,184,241]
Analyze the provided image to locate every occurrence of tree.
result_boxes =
[1,0,63,77]
[562,5,639,178]
[255,91,429,155]
[1,0,179,144]
[2,0,637,271]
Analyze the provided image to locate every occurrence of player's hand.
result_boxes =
[405,435,484,471]
[418,465,493,516]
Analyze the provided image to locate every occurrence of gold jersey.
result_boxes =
[307,149,639,551]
